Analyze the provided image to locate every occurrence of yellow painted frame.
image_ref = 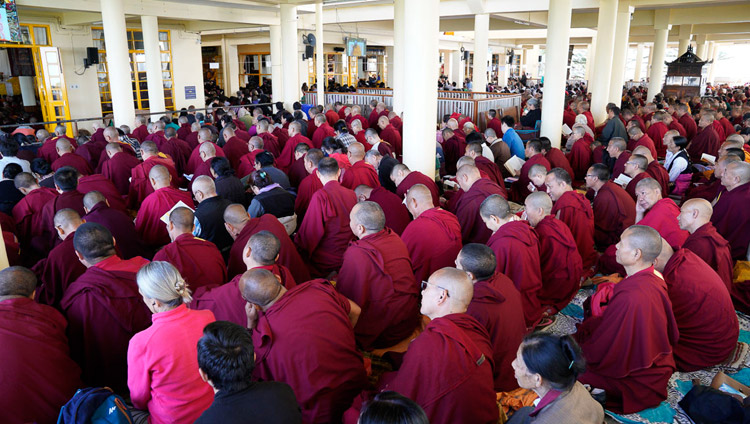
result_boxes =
[238,52,271,89]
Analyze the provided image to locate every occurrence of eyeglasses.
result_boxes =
[421,281,450,297]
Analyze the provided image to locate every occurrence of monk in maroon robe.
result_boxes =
[441,128,463,175]
[131,119,149,142]
[38,132,77,163]
[576,226,678,414]
[101,143,140,195]
[295,158,357,277]
[294,149,325,219]
[221,127,250,171]
[12,172,58,248]
[634,178,689,247]
[589,165,637,250]
[526,192,583,314]
[135,165,196,249]
[237,142,264,178]
[312,115,336,149]
[128,141,180,208]
[688,115,721,162]
[391,164,440,205]
[0,267,82,424]
[341,143,380,190]
[337,202,420,350]
[546,169,598,275]
[153,207,227,291]
[646,118,669,157]
[480,194,544,328]
[542,143,575,184]
[627,127,658,160]
[192,230,296,326]
[465,142,504,186]
[710,162,750,260]
[566,127,594,181]
[458,245,525,392]
[354,185,410,235]
[512,140,551,202]
[655,243,738,371]
[678,199,734,288]
[623,154,651,200]
[378,116,402,156]
[224,204,309,283]
[39,167,87,247]
[401,184,463,283]
[277,122,313,172]
[51,138,92,175]
[60,223,151,395]
[78,174,127,212]
[256,121,281,158]
[33,209,86,310]
[345,268,498,424]
[187,129,226,174]
[241,269,367,424]
[676,105,698,141]
[159,131,192,175]
[82,191,144,259]
[455,164,508,244]
[632,145,670,198]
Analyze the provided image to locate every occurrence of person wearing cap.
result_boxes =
[521,98,542,128]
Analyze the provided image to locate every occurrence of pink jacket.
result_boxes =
[127,304,215,424]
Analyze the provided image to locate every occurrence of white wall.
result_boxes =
[169,29,206,109]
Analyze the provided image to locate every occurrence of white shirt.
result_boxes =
[481,144,495,162]
[664,150,688,182]
[0,156,31,173]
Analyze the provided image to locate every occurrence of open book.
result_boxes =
[613,173,633,186]
[504,155,526,177]
[160,200,195,225]
[701,153,717,165]
[562,124,572,136]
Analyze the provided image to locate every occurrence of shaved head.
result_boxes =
[240,268,283,307]
[247,230,281,265]
[106,142,123,153]
[0,266,37,297]
[457,164,480,180]
[354,184,374,199]
[525,191,553,214]
[631,146,653,162]
[681,198,712,222]
[406,183,433,207]
[348,142,365,160]
[192,175,216,195]
[429,267,474,311]
[14,172,37,190]
[456,156,475,169]
[83,191,107,210]
[169,206,194,231]
[223,203,250,227]
[528,163,548,179]
[200,142,217,156]
[140,141,159,155]
[149,164,170,182]
[622,225,663,264]
[725,161,750,186]
[53,208,82,229]
[351,201,386,233]
[480,194,511,220]
[55,138,73,153]
[457,244,496,282]
[635,177,662,193]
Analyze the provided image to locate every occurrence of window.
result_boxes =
[92,28,174,114]
[239,52,271,89]
[11,24,50,46]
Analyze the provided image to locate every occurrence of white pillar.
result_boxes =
[498,50,508,86]
[585,34,596,83]
[141,16,165,117]
[647,29,669,102]
[100,0,135,127]
[227,43,240,96]
[589,0,618,125]
[634,43,644,81]
[529,45,540,79]
[677,24,692,56]
[401,0,439,177]
[392,0,406,113]
[280,4,300,109]
[270,25,283,103]
[473,13,489,92]
[315,2,325,105]
[647,44,653,76]
[707,42,719,84]
[539,0,572,149]
[608,5,634,104]
[695,34,708,59]
[451,51,464,86]
[385,46,394,88]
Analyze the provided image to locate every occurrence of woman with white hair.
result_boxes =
[127,261,216,424]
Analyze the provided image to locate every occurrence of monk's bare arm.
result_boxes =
[347,299,361,328]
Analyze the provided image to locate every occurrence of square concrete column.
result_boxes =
[695,34,708,59]
[608,5,634,104]
[647,10,670,102]
[141,16,165,117]
[280,4,300,110]
[589,0,618,125]
[315,2,325,104]
[539,0,572,149]
[633,43,644,82]
[392,0,406,114]
[100,0,135,127]
[473,13,489,92]
[270,25,283,103]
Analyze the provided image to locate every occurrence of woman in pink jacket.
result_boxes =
[128,261,216,424]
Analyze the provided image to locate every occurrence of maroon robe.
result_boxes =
[629,135,657,160]
[357,314,498,424]
[646,161,670,198]
[711,181,750,260]
[682,222,734,288]
[624,171,649,201]
[32,231,87,310]
[237,149,262,179]
[663,248,738,371]
[288,157,308,189]
[535,215,583,313]
[576,267,679,414]
[184,131,200,150]
[295,181,357,276]
[295,171,323,219]
[0,298,82,424]
[455,178,507,244]
[278,134,313,172]
[567,136,593,181]
[135,187,195,248]
[37,138,64,163]
[551,190,598,272]
[83,202,144,259]
[487,220,543,328]
[646,122,669,157]
[512,154,550,202]
[159,137,191,175]
[40,190,86,246]
[341,160,380,190]
[612,152,631,180]
[367,186,410,235]
[395,171,440,206]
[258,132,281,159]
[442,135,462,176]
[12,186,58,245]
[253,280,367,424]
[720,117,735,137]
[145,131,167,148]
[380,124,402,156]
[678,114,698,141]
[401,207,462,283]
[325,110,339,126]
[60,256,152,394]
[272,126,290,149]
[77,174,127,212]
[192,158,213,183]
[337,229,419,350]
[669,120,686,137]
[176,123,192,140]
[545,148,575,182]
[75,140,106,170]
[712,120,726,141]
[687,125,720,162]
[467,273,525,392]
[153,233,227,291]
[223,136,250,171]
[51,152,93,175]
[474,155,504,186]
[637,198,689,248]
[128,156,180,208]
[187,142,226,175]
[312,123,335,149]
[102,151,140,195]
[227,214,309,283]
[132,125,149,142]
